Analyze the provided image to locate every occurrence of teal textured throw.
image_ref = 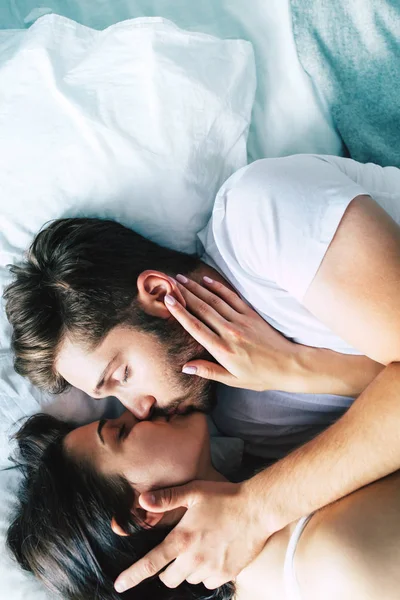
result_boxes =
[291,0,400,167]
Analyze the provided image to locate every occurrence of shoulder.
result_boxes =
[296,473,400,600]
[212,155,324,234]
[207,158,287,280]
[201,154,364,290]
[217,154,329,197]
[214,154,359,220]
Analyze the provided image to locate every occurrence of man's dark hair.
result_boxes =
[7,414,235,600]
[4,218,200,394]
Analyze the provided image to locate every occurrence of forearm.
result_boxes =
[248,362,400,531]
[293,345,384,396]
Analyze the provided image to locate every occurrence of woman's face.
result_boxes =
[64,411,210,493]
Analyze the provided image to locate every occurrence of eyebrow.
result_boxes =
[97,419,107,445]
[93,353,120,395]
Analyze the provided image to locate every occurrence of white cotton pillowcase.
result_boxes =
[0,13,255,339]
[0,16,255,597]
[0,13,256,464]
[0,14,255,264]
[0,0,344,162]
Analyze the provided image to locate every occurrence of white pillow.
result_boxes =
[0,16,255,595]
[0,0,344,161]
[0,13,255,342]
[0,14,255,265]
[0,13,255,448]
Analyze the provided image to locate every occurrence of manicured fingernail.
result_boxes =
[182,366,197,375]
[203,276,213,284]
[165,294,176,306]
[115,580,127,593]
[176,274,188,284]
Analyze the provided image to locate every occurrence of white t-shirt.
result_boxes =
[198,154,400,458]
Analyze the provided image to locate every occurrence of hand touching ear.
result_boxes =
[110,505,165,536]
[164,275,298,392]
[114,480,272,593]
[165,275,383,397]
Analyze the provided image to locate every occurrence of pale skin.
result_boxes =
[241,470,400,600]
[65,411,400,600]
[55,264,382,421]
[114,194,400,593]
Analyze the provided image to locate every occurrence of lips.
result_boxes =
[151,415,169,424]
[167,405,187,418]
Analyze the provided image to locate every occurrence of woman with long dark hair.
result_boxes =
[8,410,400,600]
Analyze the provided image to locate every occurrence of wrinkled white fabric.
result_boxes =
[201,154,400,458]
[0,13,256,463]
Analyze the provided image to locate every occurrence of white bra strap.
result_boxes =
[283,513,314,600]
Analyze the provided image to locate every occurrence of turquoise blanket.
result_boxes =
[291,0,400,167]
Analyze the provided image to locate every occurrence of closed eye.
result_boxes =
[122,366,130,384]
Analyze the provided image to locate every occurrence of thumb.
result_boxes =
[139,482,198,512]
[182,360,237,385]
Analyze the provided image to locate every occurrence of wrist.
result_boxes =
[293,346,378,396]
[293,344,316,384]
[290,344,338,394]
[274,342,314,394]
[240,474,288,535]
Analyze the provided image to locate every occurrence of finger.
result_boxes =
[203,576,230,589]
[182,359,241,387]
[175,284,231,332]
[176,274,243,319]
[164,295,227,361]
[185,572,206,585]
[158,555,193,589]
[201,277,251,314]
[178,273,250,315]
[114,541,176,592]
[139,482,198,512]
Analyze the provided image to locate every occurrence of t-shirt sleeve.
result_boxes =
[214,154,367,301]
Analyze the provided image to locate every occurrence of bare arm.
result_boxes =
[247,194,400,525]
[114,193,400,593]
[247,361,400,528]
[115,363,400,595]
[165,275,383,397]
[304,194,400,365]
[272,343,383,397]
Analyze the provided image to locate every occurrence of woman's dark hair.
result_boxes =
[7,414,235,600]
[4,218,200,394]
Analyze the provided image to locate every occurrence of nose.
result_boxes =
[123,395,156,420]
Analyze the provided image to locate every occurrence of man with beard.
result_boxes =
[5,153,400,594]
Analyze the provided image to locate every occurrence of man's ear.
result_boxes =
[136,270,186,318]
[111,508,165,536]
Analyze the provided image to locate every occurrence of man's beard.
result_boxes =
[132,309,217,416]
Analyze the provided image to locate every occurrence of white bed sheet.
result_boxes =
[0,2,344,598]
[0,12,255,463]
[0,13,256,596]
[0,0,344,452]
